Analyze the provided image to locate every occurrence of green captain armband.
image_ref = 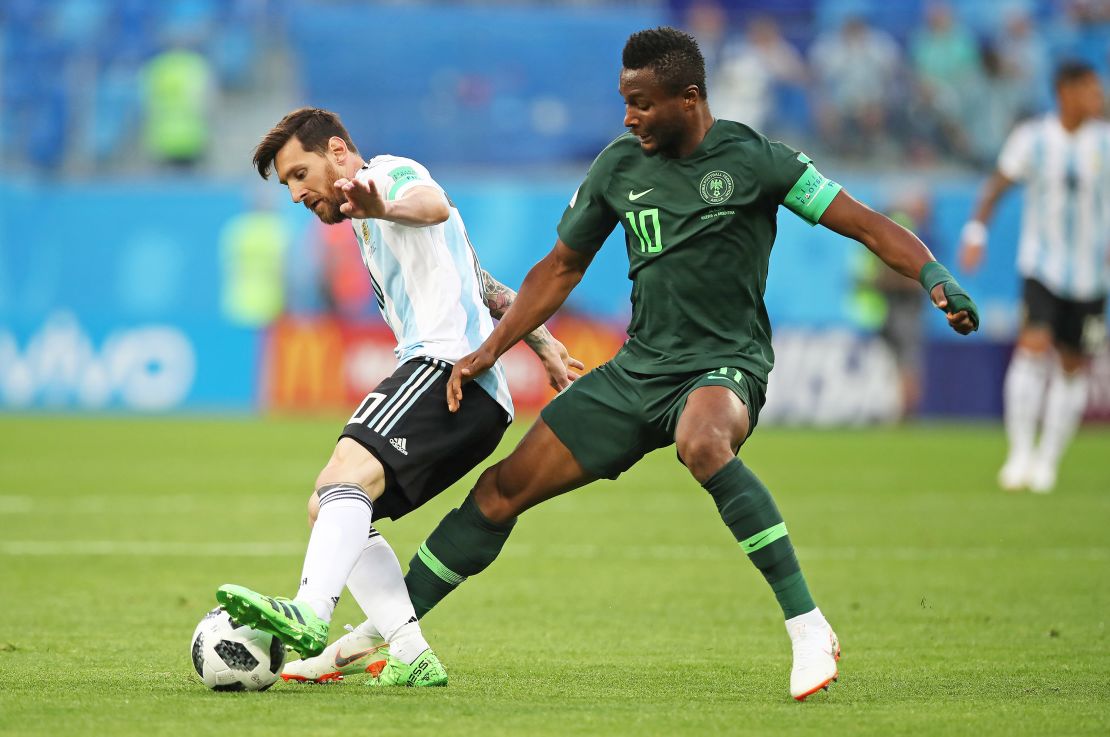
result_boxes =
[783,163,842,226]
[919,261,980,331]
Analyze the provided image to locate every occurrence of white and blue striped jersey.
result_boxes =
[350,155,513,419]
[998,114,1110,300]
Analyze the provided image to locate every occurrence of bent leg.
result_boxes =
[676,385,816,620]
[406,418,596,618]
[304,439,431,659]
[474,417,597,523]
[295,438,387,622]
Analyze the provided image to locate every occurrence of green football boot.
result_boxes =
[216,583,329,658]
[367,649,448,688]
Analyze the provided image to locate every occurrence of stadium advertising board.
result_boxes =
[1,180,1106,419]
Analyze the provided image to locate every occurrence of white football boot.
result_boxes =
[281,625,388,684]
[786,611,840,701]
[1027,456,1057,494]
[997,454,1032,492]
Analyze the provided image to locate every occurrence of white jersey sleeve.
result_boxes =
[997,120,1035,182]
[363,156,448,204]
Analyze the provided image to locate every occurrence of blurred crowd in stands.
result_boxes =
[690,0,1110,167]
[2,0,1108,177]
[1,0,279,175]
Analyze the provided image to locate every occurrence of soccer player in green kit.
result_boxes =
[404,27,980,700]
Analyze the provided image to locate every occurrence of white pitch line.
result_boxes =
[0,496,32,513]
[1,540,1106,561]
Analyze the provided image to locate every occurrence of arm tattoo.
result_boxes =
[481,269,515,319]
[522,324,553,353]
[481,270,553,353]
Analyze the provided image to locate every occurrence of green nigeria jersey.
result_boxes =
[557,119,842,382]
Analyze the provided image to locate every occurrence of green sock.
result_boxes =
[702,458,816,619]
[404,493,516,618]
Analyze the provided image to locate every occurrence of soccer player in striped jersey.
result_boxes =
[960,61,1109,493]
[216,108,582,687]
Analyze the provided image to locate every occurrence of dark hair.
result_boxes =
[1054,60,1096,90]
[253,107,358,179]
[622,26,707,99]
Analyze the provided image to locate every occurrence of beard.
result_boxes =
[314,198,346,225]
[312,161,347,224]
[646,118,686,158]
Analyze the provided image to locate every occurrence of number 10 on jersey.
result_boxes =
[625,208,663,253]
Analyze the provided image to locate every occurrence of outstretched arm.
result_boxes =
[818,189,978,335]
[959,171,1016,272]
[480,269,585,391]
[448,240,593,411]
[333,179,450,226]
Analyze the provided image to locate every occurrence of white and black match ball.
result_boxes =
[190,607,286,691]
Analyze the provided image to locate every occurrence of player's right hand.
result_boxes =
[446,348,497,413]
[334,177,387,219]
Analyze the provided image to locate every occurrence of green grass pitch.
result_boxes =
[1,415,1107,736]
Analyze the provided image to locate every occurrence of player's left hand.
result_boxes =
[538,337,585,392]
[930,283,978,335]
[334,177,387,219]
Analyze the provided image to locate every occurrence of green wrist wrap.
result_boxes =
[918,261,980,331]
[918,261,953,292]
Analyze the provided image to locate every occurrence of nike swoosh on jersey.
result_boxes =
[629,188,654,201]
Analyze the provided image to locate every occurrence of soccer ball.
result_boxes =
[190,607,286,691]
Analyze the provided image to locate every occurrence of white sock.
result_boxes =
[294,483,373,623]
[347,530,428,664]
[386,621,431,665]
[1003,349,1050,461]
[1037,369,1088,468]
[785,607,827,635]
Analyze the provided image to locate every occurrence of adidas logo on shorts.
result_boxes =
[390,437,409,455]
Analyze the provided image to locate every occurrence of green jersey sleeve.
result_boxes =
[761,141,842,227]
[557,148,620,254]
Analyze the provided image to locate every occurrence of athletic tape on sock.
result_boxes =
[416,543,467,586]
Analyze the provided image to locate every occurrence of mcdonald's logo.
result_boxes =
[262,317,347,410]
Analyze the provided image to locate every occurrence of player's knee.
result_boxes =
[677,433,735,484]
[1017,328,1052,354]
[472,464,518,524]
[315,439,387,499]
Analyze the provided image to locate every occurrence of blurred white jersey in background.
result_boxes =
[998,114,1110,301]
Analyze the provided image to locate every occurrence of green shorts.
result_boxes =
[540,357,766,480]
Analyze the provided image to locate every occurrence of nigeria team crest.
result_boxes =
[699,170,734,204]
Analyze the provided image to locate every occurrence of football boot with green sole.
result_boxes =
[367,649,447,688]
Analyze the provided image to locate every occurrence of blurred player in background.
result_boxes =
[960,61,1109,493]
[217,108,582,687]
[866,191,934,418]
[402,27,979,701]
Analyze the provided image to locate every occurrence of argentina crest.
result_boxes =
[699,170,734,204]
